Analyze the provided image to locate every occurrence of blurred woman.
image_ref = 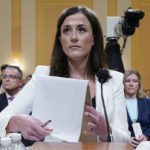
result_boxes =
[123,69,150,148]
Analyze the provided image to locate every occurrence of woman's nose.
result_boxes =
[71,30,78,42]
[129,81,133,86]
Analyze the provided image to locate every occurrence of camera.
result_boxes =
[105,7,145,73]
[106,7,145,40]
[122,8,144,36]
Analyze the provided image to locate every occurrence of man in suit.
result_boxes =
[0,65,34,146]
[0,64,9,94]
[0,65,23,112]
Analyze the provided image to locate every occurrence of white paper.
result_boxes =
[32,75,89,142]
[132,122,143,140]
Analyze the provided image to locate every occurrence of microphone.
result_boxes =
[97,68,110,83]
[97,68,113,142]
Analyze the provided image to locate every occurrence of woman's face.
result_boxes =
[124,73,139,98]
[59,13,94,62]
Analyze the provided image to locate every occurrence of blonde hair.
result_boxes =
[123,68,145,98]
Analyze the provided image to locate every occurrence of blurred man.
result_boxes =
[0,64,9,94]
[23,74,32,86]
[0,65,34,146]
[0,65,23,111]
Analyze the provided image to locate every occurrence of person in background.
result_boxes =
[22,74,32,87]
[0,64,9,94]
[0,65,34,146]
[123,68,150,148]
[24,75,32,84]
[0,65,23,112]
[0,6,130,143]
[144,90,150,99]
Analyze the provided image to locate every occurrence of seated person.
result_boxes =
[144,90,150,99]
[0,64,9,94]
[0,65,34,146]
[0,6,130,143]
[123,69,150,148]
[0,65,23,111]
[23,74,32,86]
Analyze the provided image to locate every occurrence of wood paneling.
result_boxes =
[132,0,150,89]
[12,0,21,63]
[107,0,117,16]
[0,0,12,66]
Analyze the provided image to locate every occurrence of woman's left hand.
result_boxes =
[84,105,110,141]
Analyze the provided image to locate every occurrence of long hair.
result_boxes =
[50,6,107,77]
[123,68,145,98]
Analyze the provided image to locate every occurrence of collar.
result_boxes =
[5,92,18,100]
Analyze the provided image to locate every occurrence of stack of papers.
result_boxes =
[32,75,90,142]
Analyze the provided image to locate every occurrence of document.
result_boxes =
[32,75,90,142]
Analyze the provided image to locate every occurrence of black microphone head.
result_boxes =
[97,68,110,83]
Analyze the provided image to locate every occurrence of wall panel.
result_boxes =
[132,0,150,89]
[0,0,12,66]
[118,0,131,70]
[22,0,35,76]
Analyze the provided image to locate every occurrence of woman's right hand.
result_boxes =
[6,114,52,141]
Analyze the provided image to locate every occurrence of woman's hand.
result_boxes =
[6,114,52,141]
[131,135,148,148]
[84,105,110,141]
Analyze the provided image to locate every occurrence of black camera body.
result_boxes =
[122,8,145,36]
[105,7,145,73]
[106,7,145,39]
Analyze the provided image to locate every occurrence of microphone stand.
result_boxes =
[100,80,113,142]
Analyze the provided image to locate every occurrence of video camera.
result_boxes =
[105,7,145,73]
[106,7,144,40]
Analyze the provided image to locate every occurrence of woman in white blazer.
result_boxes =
[0,6,130,142]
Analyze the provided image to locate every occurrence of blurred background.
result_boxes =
[0,0,150,89]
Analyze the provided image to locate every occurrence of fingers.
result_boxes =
[131,137,139,148]
[84,108,104,126]
[84,105,101,123]
[19,115,53,141]
[84,111,97,124]
[34,126,49,137]
[22,125,52,141]
[23,134,41,142]
[85,105,99,117]
[138,134,148,141]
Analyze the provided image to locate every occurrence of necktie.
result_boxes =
[8,96,14,101]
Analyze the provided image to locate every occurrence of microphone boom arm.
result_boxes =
[100,82,113,142]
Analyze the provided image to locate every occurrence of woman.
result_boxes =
[0,6,130,142]
[123,69,150,148]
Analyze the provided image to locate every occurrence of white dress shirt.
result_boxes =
[5,92,17,105]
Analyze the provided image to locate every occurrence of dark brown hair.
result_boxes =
[50,6,107,77]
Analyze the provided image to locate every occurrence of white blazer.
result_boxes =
[0,66,130,142]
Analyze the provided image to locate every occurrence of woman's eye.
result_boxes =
[125,79,130,82]
[78,27,86,33]
[63,28,70,33]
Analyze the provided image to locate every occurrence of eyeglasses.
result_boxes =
[1,75,20,80]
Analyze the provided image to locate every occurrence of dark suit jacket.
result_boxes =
[127,97,150,137]
[0,92,34,146]
[0,93,8,112]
